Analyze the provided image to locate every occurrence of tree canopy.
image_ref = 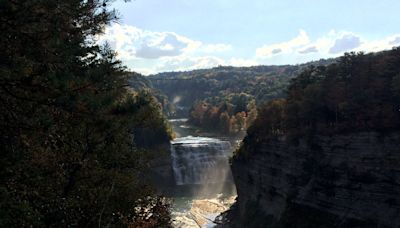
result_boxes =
[241,49,400,157]
[149,60,335,133]
[0,1,171,226]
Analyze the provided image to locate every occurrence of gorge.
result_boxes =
[162,119,238,227]
[150,48,400,228]
[4,1,400,227]
[227,132,400,227]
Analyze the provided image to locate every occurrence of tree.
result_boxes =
[392,73,400,99]
[244,49,400,148]
[219,111,231,133]
[0,1,171,226]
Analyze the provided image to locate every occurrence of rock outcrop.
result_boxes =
[228,132,400,228]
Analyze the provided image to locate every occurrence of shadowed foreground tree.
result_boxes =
[0,0,171,226]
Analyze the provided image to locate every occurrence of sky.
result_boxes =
[98,0,400,75]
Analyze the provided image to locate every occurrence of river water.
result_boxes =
[168,119,241,227]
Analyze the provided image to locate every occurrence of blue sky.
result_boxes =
[99,0,400,75]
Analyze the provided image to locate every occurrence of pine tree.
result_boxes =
[0,0,171,226]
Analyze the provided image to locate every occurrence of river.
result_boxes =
[168,119,242,227]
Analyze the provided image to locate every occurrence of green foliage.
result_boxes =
[240,49,400,159]
[150,60,335,134]
[128,90,174,148]
[128,72,177,118]
[0,0,171,226]
[187,93,257,134]
[149,62,332,114]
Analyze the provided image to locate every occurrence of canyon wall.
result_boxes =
[229,132,400,228]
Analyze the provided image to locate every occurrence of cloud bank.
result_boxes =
[329,34,361,54]
[299,46,318,54]
[256,30,400,59]
[256,30,310,57]
[98,24,400,75]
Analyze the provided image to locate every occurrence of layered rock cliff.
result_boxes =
[228,132,400,228]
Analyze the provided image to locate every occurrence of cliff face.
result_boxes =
[230,132,400,228]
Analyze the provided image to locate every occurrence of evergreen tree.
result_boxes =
[0,0,171,226]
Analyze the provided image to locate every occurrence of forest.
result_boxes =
[2,0,399,227]
[237,48,400,158]
[0,1,172,227]
[150,59,335,134]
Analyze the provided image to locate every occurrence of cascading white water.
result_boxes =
[171,136,233,185]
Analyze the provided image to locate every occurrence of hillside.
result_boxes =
[149,60,335,110]
[224,48,400,227]
[148,59,335,134]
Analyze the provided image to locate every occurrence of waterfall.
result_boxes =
[171,136,233,185]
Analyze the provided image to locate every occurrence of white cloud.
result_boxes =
[256,30,310,57]
[356,34,400,53]
[329,34,361,54]
[98,24,231,61]
[389,36,400,45]
[153,56,225,72]
[256,30,400,63]
[227,58,258,67]
[202,44,232,53]
[151,56,258,73]
[99,24,400,75]
[299,46,318,54]
[134,33,189,59]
